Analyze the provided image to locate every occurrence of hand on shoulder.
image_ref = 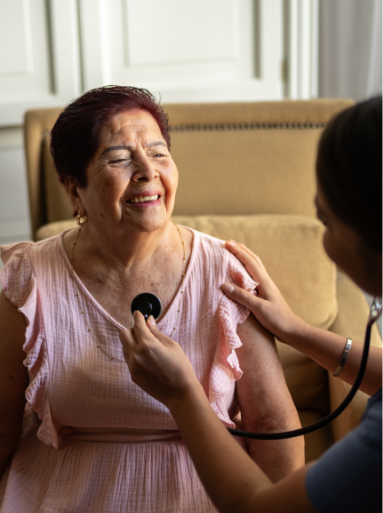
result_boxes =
[222,241,306,342]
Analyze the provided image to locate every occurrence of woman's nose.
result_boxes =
[131,156,158,182]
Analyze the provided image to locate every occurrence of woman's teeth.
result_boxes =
[127,194,159,203]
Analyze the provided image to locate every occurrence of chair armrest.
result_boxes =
[328,271,382,442]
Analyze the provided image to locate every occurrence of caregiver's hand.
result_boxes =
[119,312,201,409]
[222,241,306,343]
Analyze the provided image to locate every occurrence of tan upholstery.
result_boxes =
[43,137,73,222]
[24,99,382,463]
[24,108,63,238]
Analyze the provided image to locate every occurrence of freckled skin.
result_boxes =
[75,109,179,236]
[63,109,192,327]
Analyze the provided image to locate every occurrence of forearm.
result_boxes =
[281,318,382,395]
[236,316,305,482]
[169,384,273,513]
[246,420,304,483]
[243,387,305,483]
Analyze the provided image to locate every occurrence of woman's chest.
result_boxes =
[77,264,185,328]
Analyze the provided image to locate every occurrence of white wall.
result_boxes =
[0,0,81,245]
[0,0,319,246]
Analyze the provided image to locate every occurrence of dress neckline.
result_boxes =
[58,225,197,331]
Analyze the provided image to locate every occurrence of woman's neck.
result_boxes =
[64,221,192,327]
[78,221,176,271]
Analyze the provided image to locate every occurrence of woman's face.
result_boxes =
[315,180,382,297]
[71,109,178,235]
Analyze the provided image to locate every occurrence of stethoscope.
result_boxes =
[131,293,382,440]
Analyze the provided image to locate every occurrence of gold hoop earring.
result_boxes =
[76,214,88,226]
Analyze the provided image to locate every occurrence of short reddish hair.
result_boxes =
[50,85,171,188]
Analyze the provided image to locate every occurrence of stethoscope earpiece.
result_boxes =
[131,293,162,322]
[369,297,382,325]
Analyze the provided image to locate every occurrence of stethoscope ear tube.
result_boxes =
[228,298,382,440]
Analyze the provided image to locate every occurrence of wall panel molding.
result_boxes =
[79,0,284,103]
[0,0,81,126]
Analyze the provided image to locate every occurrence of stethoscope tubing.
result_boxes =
[227,307,379,440]
[131,291,380,440]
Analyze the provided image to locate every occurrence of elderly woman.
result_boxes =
[0,86,303,513]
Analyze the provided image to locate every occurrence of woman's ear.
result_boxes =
[65,176,86,217]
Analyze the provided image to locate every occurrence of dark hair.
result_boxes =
[50,85,170,188]
[316,96,382,253]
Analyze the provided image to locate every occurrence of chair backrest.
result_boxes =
[24,99,353,240]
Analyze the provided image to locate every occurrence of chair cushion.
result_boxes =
[171,128,321,218]
[36,219,77,240]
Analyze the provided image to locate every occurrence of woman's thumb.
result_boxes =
[221,282,260,310]
[147,315,157,331]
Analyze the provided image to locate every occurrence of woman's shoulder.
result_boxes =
[1,240,34,264]
[185,227,228,261]
[1,232,67,286]
[186,227,256,291]
[1,232,63,261]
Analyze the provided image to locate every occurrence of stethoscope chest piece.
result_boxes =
[131,293,162,322]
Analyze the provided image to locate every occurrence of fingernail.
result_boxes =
[222,283,235,294]
[148,315,156,326]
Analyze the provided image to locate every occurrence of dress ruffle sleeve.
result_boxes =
[0,242,61,449]
[209,253,258,428]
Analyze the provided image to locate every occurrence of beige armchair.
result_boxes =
[23,99,382,463]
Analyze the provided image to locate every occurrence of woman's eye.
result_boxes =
[110,158,128,164]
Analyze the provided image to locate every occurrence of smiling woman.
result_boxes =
[0,86,304,513]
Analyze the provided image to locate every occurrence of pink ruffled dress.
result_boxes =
[0,228,255,513]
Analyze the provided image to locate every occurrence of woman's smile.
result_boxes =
[125,190,162,208]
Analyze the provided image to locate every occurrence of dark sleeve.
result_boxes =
[305,390,382,513]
